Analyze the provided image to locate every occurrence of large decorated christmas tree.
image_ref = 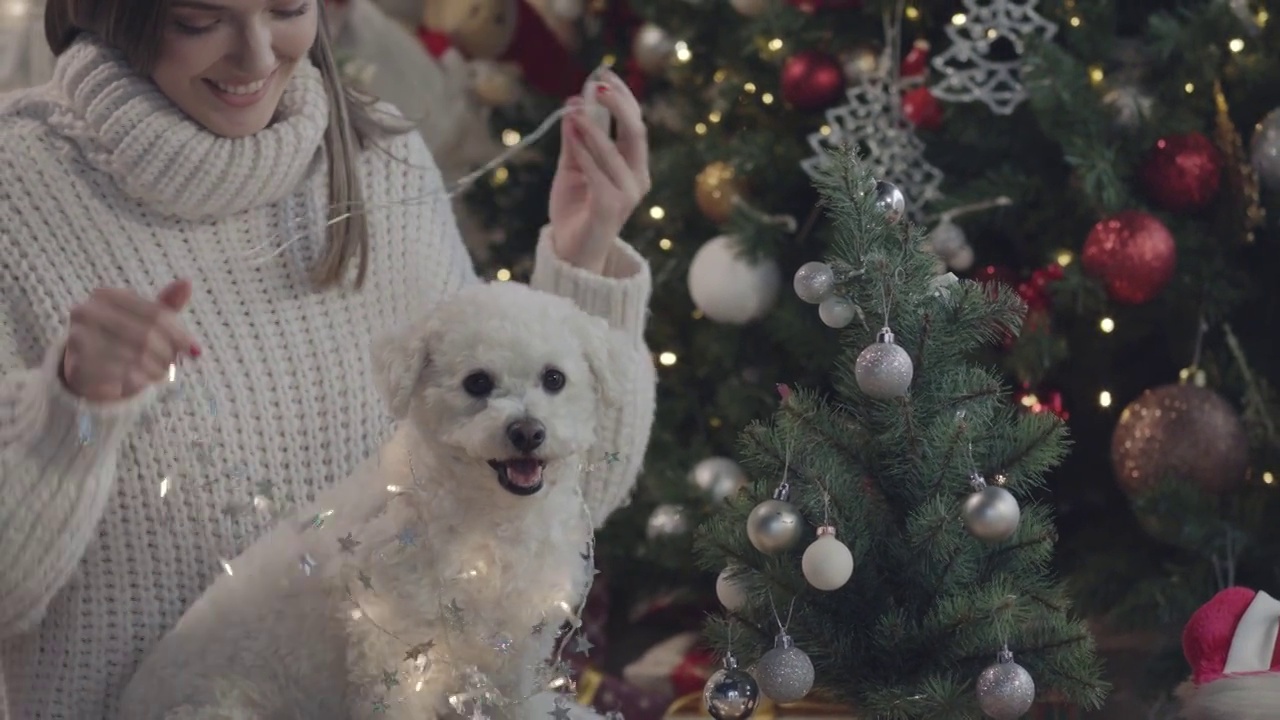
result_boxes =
[465,0,1280,711]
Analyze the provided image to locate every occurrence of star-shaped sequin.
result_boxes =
[444,599,466,630]
[603,451,620,465]
[381,669,400,689]
[549,700,573,720]
[405,640,435,663]
[358,570,374,591]
[573,635,594,656]
[338,533,361,554]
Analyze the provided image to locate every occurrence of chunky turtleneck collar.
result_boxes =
[45,37,329,220]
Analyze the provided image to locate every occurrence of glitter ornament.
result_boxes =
[716,566,748,611]
[755,633,814,703]
[818,296,858,329]
[855,328,914,399]
[632,23,675,75]
[703,653,760,720]
[930,0,1058,116]
[1140,133,1223,212]
[801,526,853,590]
[962,474,1021,543]
[872,181,907,224]
[688,235,781,325]
[1081,210,1176,305]
[1251,107,1280,192]
[793,261,835,304]
[695,162,746,224]
[746,486,803,555]
[780,50,845,112]
[1111,383,1249,500]
[692,457,749,502]
[646,504,690,539]
[976,648,1036,719]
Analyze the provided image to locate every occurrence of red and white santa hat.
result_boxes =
[1183,586,1280,685]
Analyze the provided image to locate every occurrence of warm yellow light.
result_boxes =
[658,351,677,366]
[905,5,919,19]
[767,38,783,51]
[1056,250,1073,266]
[1069,15,1081,27]
[744,82,757,94]
[1185,82,1195,94]
[1099,317,1115,333]
[986,28,998,39]
[1258,9,1269,25]
[709,110,722,123]
[761,92,775,105]
[495,268,512,282]
[491,166,510,185]
[649,206,666,220]
[691,309,704,319]
[1264,471,1275,485]
[674,42,691,63]
[695,122,708,135]
[714,69,728,83]
[1020,394,1037,407]
[1088,65,1104,84]
[501,129,521,147]
[601,54,617,67]
[709,417,723,428]
[819,124,832,136]
[1229,38,1245,52]
[1099,390,1112,408]
[658,238,673,250]
[952,12,966,25]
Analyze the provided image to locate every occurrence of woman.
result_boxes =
[0,0,656,717]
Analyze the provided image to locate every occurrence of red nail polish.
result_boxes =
[189,345,202,358]
[595,83,609,96]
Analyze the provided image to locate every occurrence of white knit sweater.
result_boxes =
[0,38,654,719]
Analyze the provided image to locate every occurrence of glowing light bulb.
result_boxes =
[952,12,966,24]
[601,53,617,66]
[1056,250,1073,266]
[491,167,509,185]
[658,351,677,366]
[658,238,673,250]
[1088,66,1104,84]
[350,608,364,620]
[387,484,403,493]
[1099,317,1115,333]
[695,122,708,135]
[501,129,521,147]
[649,206,665,220]
[761,92,775,105]
[1099,390,1112,408]
[167,363,177,382]
[1070,15,1081,26]
[709,417,723,428]
[743,82,757,94]
[905,5,919,19]
[416,679,425,692]
[1229,38,1245,52]
[1264,471,1275,485]
[674,41,691,63]
[1185,82,1195,94]
[495,268,512,282]
[819,124,832,136]
[767,38,783,51]
[708,110,723,123]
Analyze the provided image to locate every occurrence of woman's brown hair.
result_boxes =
[45,0,407,290]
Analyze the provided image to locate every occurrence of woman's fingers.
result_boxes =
[571,112,642,205]
[591,73,650,190]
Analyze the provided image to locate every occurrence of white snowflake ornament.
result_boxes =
[929,0,1057,116]
[801,70,943,222]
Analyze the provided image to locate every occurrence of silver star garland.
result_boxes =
[929,0,1058,115]
[801,70,943,220]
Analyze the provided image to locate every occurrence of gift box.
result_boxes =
[665,692,856,720]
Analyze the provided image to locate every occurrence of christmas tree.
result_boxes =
[691,146,1107,720]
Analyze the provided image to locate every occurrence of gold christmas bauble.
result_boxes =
[1111,383,1249,499]
[695,161,745,224]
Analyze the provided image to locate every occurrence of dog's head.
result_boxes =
[371,283,625,497]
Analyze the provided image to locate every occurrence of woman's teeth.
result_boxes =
[211,78,268,95]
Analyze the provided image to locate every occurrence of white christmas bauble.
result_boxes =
[729,0,770,16]
[688,235,781,324]
[947,244,975,272]
[632,23,676,75]
[692,457,748,502]
[716,566,748,611]
[1251,107,1280,192]
[929,220,967,257]
[818,296,857,328]
[801,528,853,590]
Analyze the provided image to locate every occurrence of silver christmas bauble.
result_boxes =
[646,504,690,540]
[746,498,802,554]
[693,457,748,502]
[716,565,748,611]
[929,220,967,258]
[728,0,770,17]
[1251,107,1280,192]
[704,655,760,720]
[977,653,1035,719]
[962,484,1021,543]
[632,23,676,75]
[818,296,857,328]
[755,633,814,703]
[854,329,913,399]
[793,261,835,304]
[873,181,906,224]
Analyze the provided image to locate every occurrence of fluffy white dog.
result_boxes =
[120,282,642,720]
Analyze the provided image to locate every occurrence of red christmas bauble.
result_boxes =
[1139,133,1223,212]
[780,51,845,111]
[902,86,943,131]
[901,39,930,78]
[1081,210,1177,304]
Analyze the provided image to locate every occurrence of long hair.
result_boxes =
[44,0,410,290]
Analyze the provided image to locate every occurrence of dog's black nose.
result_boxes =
[506,418,546,452]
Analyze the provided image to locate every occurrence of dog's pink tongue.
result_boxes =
[508,460,543,487]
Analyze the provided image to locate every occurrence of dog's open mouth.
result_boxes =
[488,458,547,496]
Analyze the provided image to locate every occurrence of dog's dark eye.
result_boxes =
[542,367,566,393]
[462,371,494,397]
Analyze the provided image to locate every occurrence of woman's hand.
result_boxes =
[61,279,200,402]
[548,70,651,275]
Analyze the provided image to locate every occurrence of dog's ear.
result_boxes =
[370,323,432,420]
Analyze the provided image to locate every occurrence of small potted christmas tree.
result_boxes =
[694,148,1109,720]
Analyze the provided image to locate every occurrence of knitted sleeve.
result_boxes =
[0,255,153,639]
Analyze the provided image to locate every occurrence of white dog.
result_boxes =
[120,282,642,720]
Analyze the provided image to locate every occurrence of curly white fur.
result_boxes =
[119,283,637,720]
[1177,674,1280,720]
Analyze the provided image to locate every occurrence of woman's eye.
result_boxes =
[274,2,310,19]
[173,19,218,34]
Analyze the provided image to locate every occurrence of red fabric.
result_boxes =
[498,0,587,99]
[1184,587,1280,685]
[416,26,454,58]
[670,646,715,697]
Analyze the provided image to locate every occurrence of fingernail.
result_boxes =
[189,345,202,358]
[595,83,609,95]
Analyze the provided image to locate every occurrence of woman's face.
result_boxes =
[152,0,318,138]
